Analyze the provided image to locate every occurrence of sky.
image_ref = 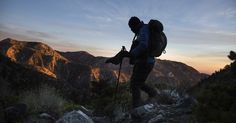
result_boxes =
[0,0,236,74]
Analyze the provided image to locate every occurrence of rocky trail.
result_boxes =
[2,89,197,123]
[54,90,197,123]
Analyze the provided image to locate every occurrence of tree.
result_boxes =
[228,51,236,61]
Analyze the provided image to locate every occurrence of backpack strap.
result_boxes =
[132,34,137,42]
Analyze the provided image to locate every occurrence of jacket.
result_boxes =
[130,23,155,64]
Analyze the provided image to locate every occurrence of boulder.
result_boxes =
[24,114,54,123]
[130,104,156,118]
[4,103,27,122]
[56,110,94,123]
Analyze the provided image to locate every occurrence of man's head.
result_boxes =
[128,16,141,34]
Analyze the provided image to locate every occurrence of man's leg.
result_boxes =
[130,81,141,108]
[130,61,145,108]
[141,84,157,97]
[137,63,157,97]
[140,63,157,97]
[130,65,142,108]
[130,61,156,108]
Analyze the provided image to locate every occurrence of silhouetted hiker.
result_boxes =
[106,16,158,108]
[128,16,158,108]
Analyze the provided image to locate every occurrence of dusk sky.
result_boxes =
[0,0,236,74]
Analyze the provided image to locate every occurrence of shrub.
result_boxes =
[63,102,81,112]
[0,78,19,106]
[194,83,236,122]
[20,84,67,116]
[87,81,132,115]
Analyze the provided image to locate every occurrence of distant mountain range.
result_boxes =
[0,38,207,102]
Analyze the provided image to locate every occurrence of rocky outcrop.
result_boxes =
[54,89,196,123]
[56,110,94,123]
[105,90,197,123]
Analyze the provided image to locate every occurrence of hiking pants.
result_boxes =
[130,60,157,108]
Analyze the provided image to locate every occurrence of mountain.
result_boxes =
[0,52,82,102]
[0,38,206,90]
[0,52,58,91]
[0,38,91,89]
[59,51,207,88]
[0,38,67,78]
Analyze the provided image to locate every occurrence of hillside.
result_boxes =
[0,52,87,104]
[190,56,236,122]
[0,38,93,100]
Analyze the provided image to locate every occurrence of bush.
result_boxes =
[194,83,236,122]
[63,102,81,112]
[87,81,132,115]
[20,84,67,116]
[0,78,19,106]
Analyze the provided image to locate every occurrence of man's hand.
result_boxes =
[105,57,120,65]
[105,50,130,65]
[120,50,130,57]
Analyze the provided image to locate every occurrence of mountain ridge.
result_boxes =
[0,38,207,89]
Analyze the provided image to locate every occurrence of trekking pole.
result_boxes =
[113,46,126,103]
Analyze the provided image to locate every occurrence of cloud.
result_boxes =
[0,23,59,41]
[167,24,236,46]
[25,30,57,39]
[0,30,79,52]
[219,8,236,18]
[0,30,40,41]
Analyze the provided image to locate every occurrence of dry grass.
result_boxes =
[20,84,67,116]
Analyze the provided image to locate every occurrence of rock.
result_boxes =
[127,90,198,123]
[4,103,27,122]
[80,106,93,116]
[112,106,124,123]
[130,104,156,119]
[109,105,131,123]
[39,113,56,121]
[92,116,110,123]
[148,114,164,123]
[175,95,198,109]
[25,114,54,123]
[56,110,94,123]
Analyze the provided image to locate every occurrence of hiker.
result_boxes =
[128,16,158,108]
[106,16,158,108]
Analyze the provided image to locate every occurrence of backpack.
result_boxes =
[148,19,167,57]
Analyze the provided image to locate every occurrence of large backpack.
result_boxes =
[148,19,167,57]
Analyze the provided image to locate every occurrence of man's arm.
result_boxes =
[130,25,149,58]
